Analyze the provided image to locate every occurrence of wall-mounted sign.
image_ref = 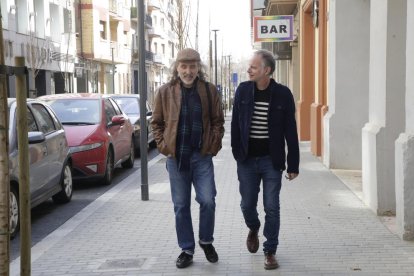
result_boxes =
[253,15,294,42]
[232,73,238,85]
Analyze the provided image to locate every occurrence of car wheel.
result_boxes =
[122,139,135,169]
[52,162,73,204]
[10,186,19,239]
[102,149,114,185]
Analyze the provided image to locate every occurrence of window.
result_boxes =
[100,21,107,40]
[162,44,165,54]
[8,41,13,57]
[63,8,71,34]
[154,42,158,54]
[170,42,175,58]
[161,18,165,30]
[123,31,128,46]
[109,98,122,115]
[47,99,101,124]
[31,104,57,134]
[104,99,117,124]
[44,105,63,130]
[27,108,38,132]
[169,15,174,28]
[113,97,140,115]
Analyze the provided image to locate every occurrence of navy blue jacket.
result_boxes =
[231,79,300,173]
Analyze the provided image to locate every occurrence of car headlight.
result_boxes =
[70,142,103,153]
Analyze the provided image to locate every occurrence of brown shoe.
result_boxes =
[264,253,279,270]
[246,230,259,253]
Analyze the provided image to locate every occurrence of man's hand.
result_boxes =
[285,173,298,181]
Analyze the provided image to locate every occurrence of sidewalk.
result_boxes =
[11,116,414,275]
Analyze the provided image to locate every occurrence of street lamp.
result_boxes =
[137,0,149,201]
[226,55,231,112]
[211,29,219,88]
[111,45,115,93]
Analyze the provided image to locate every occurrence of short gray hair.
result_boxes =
[254,49,275,76]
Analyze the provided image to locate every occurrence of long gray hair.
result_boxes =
[168,60,209,85]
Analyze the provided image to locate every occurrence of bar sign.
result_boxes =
[253,15,294,42]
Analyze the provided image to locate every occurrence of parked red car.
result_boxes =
[38,93,135,185]
[108,94,156,155]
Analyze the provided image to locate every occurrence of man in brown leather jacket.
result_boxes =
[151,48,224,269]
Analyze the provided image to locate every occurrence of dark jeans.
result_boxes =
[166,152,217,254]
[237,155,282,254]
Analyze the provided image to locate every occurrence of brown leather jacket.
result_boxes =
[151,80,225,157]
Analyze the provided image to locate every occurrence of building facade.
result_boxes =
[260,0,414,240]
[146,0,177,105]
[1,0,77,96]
[1,0,180,101]
[75,0,132,94]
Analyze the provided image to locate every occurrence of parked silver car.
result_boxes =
[8,98,73,238]
[109,94,156,155]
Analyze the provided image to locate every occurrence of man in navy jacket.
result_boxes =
[231,49,299,270]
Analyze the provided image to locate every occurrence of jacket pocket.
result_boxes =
[204,127,222,156]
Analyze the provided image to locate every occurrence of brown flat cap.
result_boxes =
[176,48,201,62]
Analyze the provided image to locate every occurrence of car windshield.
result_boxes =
[113,98,139,116]
[47,99,101,125]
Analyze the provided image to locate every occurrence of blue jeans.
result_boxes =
[237,155,282,254]
[166,152,217,254]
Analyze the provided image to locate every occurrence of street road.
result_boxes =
[10,148,160,261]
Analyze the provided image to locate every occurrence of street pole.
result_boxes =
[227,55,231,111]
[212,30,219,89]
[209,39,213,81]
[111,47,115,93]
[222,55,226,117]
[137,0,149,201]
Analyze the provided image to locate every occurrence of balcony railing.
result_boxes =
[145,50,154,62]
[153,53,164,64]
[148,26,163,38]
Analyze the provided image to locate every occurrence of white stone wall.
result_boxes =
[362,0,406,215]
[323,0,369,170]
[327,0,413,240]
[395,0,414,241]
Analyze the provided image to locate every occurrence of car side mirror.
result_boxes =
[146,111,152,116]
[28,131,46,144]
[110,115,126,126]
